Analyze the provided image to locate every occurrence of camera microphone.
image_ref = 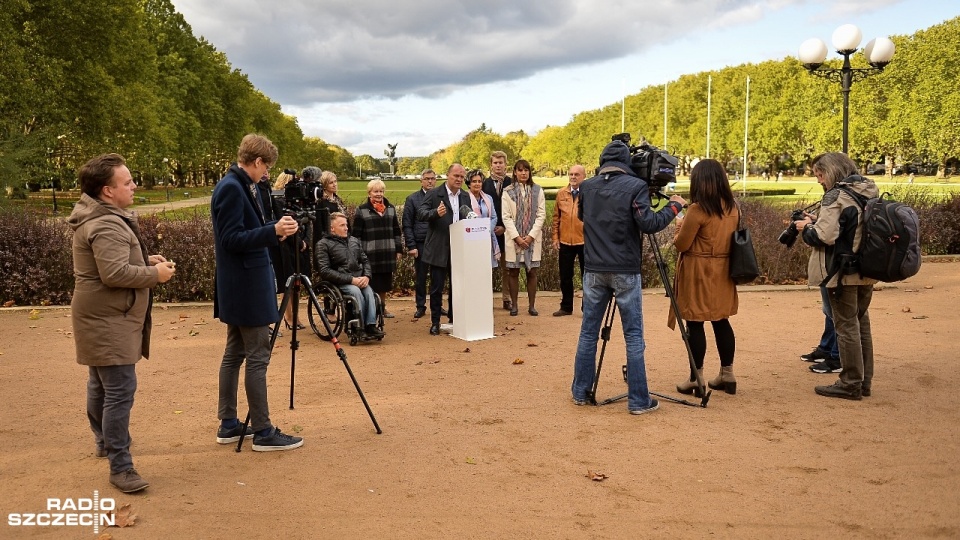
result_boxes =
[459,205,477,219]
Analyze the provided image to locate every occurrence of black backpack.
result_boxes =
[837,187,922,283]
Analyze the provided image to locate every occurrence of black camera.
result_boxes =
[778,202,821,248]
[281,169,320,212]
[611,133,678,191]
[777,209,806,248]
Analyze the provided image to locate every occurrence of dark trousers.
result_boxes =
[686,319,736,371]
[218,324,273,432]
[558,243,585,312]
[429,263,452,325]
[87,364,137,473]
[413,244,428,310]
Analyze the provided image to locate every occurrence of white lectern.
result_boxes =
[449,217,494,341]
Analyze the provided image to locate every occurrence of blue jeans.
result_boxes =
[339,284,378,327]
[572,272,654,411]
[818,286,839,359]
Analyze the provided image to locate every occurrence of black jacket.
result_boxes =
[402,188,430,250]
[315,233,371,286]
[578,141,681,273]
[482,175,512,252]
[417,184,472,268]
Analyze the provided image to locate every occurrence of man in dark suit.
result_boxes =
[481,150,512,309]
[402,168,437,319]
[418,163,471,335]
[211,133,303,452]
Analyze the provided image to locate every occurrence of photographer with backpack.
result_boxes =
[793,152,879,400]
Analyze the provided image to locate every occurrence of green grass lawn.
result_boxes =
[5,174,957,214]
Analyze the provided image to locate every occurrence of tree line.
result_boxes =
[2,3,957,196]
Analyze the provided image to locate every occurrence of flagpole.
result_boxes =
[742,76,750,196]
[706,75,712,159]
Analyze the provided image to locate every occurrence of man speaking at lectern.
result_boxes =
[418,163,471,335]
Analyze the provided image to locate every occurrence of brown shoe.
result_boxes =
[552,309,572,317]
[110,468,149,493]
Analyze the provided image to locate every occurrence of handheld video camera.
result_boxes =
[610,133,678,192]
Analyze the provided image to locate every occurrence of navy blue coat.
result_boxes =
[402,188,430,251]
[417,184,472,268]
[212,163,282,327]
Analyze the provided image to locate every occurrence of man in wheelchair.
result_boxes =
[315,212,384,339]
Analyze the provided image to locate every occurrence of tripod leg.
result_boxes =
[303,277,383,434]
[235,412,251,452]
[587,294,617,405]
[648,233,711,408]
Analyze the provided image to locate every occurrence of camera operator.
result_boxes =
[570,140,686,415]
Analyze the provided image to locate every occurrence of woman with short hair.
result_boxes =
[351,179,403,318]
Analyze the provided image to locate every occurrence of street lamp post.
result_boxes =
[798,24,895,153]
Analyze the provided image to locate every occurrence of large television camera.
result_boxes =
[610,133,678,192]
[282,169,320,211]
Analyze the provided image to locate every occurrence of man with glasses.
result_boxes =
[482,151,512,310]
[211,134,304,451]
[402,169,437,318]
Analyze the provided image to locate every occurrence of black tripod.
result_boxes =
[587,230,711,408]
[236,222,382,452]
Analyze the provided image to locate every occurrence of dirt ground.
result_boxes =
[1,260,959,539]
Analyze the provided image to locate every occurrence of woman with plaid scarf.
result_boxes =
[501,159,546,316]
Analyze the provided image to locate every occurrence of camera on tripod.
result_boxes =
[282,169,320,212]
[610,133,678,193]
[778,202,821,248]
[274,168,317,224]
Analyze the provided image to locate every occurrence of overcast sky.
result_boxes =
[169,0,957,158]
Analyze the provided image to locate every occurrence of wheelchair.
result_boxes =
[307,281,385,346]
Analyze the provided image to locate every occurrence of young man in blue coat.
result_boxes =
[211,134,303,452]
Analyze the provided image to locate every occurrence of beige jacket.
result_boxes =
[68,193,160,366]
[502,183,547,264]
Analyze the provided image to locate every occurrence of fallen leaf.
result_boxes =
[174,410,183,414]
[178,313,190,319]
[188,329,199,336]
[465,457,476,464]
[902,306,912,313]
[924,285,934,289]
[28,309,41,320]
[2,300,15,307]
[237,482,246,486]
[513,358,524,365]
[904,289,919,293]
[527,342,538,347]
[110,503,137,528]
[586,470,608,481]
[292,424,303,433]
[97,533,113,540]
[462,347,471,353]
[912,315,928,319]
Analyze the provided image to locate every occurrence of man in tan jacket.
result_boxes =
[551,165,585,316]
[68,154,176,493]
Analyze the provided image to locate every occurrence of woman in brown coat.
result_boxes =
[669,159,740,395]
